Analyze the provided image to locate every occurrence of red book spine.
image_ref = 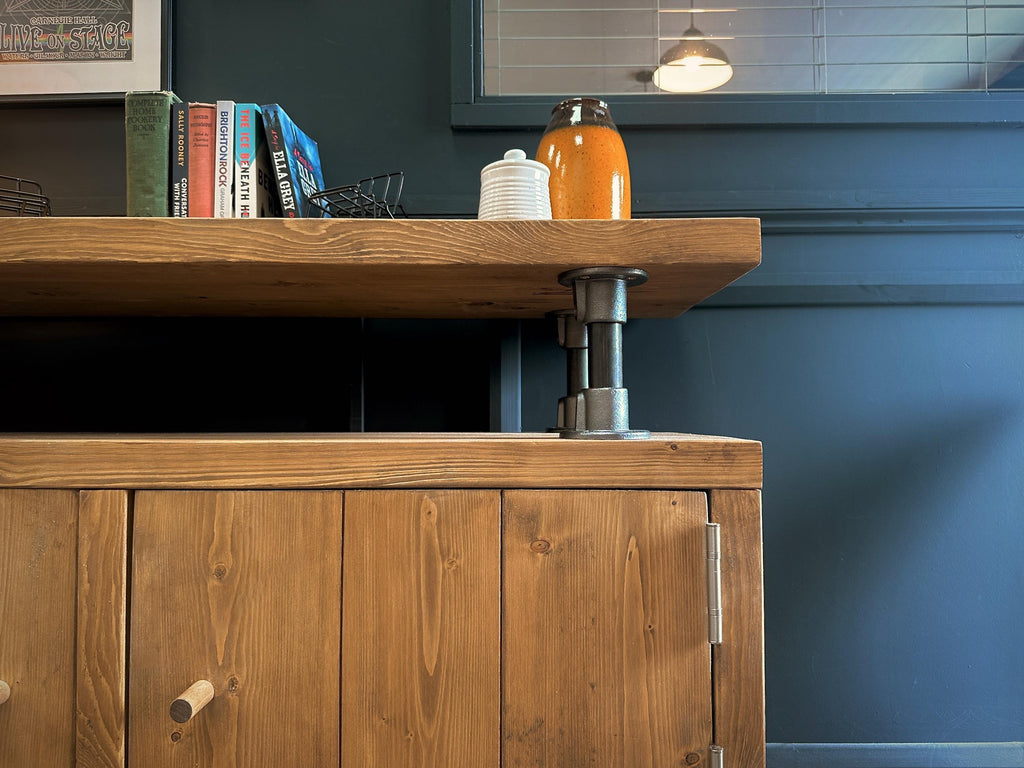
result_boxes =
[187,102,216,218]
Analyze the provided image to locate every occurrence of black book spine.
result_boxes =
[170,102,189,218]
[263,107,298,218]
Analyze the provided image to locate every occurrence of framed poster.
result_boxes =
[0,0,170,101]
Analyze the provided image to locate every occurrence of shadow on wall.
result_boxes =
[767,401,1021,742]
[620,304,1024,743]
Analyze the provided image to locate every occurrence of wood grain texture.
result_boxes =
[76,490,129,768]
[0,433,763,491]
[0,217,760,318]
[710,490,766,768]
[128,491,342,768]
[0,489,78,767]
[342,490,500,767]
[502,490,712,768]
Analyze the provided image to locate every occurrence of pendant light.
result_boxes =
[653,1,734,93]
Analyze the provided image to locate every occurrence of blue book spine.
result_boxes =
[234,103,259,219]
[235,104,284,219]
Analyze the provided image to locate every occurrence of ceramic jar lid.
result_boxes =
[481,148,550,179]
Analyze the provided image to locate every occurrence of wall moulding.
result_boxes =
[766,741,1024,768]
[400,193,1024,236]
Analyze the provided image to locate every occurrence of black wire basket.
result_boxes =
[0,175,51,216]
[305,172,406,219]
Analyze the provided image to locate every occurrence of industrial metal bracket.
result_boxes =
[547,308,588,433]
[556,266,649,439]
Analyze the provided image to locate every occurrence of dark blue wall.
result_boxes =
[1,0,1021,753]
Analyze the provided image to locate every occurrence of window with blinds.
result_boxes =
[481,1,1024,95]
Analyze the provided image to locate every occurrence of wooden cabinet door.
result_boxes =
[0,489,129,768]
[129,491,342,767]
[0,489,78,766]
[503,490,712,768]
[342,490,501,767]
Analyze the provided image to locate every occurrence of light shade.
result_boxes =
[652,27,733,93]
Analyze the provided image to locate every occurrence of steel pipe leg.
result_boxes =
[547,309,588,432]
[557,266,649,439]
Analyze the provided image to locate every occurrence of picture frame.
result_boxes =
[0,0,171,102]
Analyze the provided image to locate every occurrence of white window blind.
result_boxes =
[482,1,1024,95]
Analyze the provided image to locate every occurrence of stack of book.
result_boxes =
[125,90,327,218]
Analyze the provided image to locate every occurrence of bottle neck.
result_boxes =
[547,98,616,131]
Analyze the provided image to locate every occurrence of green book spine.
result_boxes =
[125,90,181,217]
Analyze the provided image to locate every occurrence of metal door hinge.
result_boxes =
[706,522,723,645]
[710,744,724,768]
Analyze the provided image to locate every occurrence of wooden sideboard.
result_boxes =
[0,218,765,768]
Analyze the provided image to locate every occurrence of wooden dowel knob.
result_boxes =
[0,680,10,705]
[170,679,214,723]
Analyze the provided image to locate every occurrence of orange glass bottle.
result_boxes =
[536,97,630,219]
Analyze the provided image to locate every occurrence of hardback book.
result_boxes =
[261,104,326,218]
[169,102,189,218]
[125,90,181,216]
[234,103,283,218]
[214,99,235,218]
[187,102,216,217]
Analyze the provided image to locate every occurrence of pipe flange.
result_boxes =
[559,428,651,440]
[558,266,648,288]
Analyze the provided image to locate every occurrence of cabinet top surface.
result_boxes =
[0,217,760,318]
[0,432,763,490]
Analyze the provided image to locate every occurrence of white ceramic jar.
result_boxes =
[478,149,552,220]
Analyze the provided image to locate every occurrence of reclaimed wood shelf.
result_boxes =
[0,216,760,318]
